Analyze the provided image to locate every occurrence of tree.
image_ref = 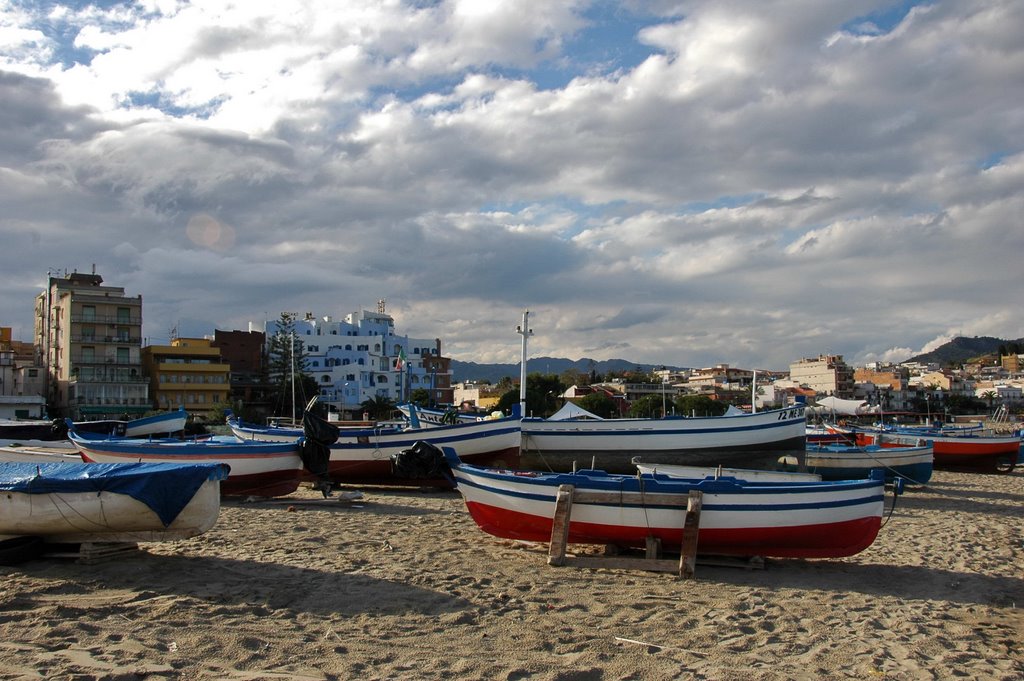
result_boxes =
[628,394,665,418]
[674,394,728,417]
[495,373,566,417]
[575,392,617,419]
[267,312,315,419]
[360,395,395,420]
[559,368,590,388]
[409,388,431,407]
[525,373,565,418]
[495,376,516,391]
[980,390,998,409]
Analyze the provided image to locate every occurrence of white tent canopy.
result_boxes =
[807,396,880,416]
[548,402,604,421]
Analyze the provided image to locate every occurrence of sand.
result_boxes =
[1,468,1021,681]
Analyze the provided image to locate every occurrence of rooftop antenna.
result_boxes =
[378,299,386,314]
[516,310,533,417]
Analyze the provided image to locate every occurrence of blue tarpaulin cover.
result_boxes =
[0,462,229,527]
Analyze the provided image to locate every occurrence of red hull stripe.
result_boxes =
[464,501,882,559]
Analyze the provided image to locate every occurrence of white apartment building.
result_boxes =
[265,305,450,414]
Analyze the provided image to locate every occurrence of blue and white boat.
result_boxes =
[805,443,933,484]
[123,407,189,437]
[67,424,305,498]
[0,461,227,545]
[228,409,522,485]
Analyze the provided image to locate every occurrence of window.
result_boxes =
[116,307,130,323]
[82,305,96,321]
[321,375,331,383]
[117,347,129,364]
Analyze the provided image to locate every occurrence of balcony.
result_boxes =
[70,355,141,367]
[72,336,142,344]
[71,314,142,325]
[72,373,148,384]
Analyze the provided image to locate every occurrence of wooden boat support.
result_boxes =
[546,484,707,579]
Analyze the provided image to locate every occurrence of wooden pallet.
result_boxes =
[47,542,142,564]
[546,484,706,579]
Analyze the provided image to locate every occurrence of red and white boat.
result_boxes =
[828,424,1019,473]
[403,446,889,559]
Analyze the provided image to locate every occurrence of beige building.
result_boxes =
[34,271,148,419]
[854,364,909,391]
[142,338,231,420]
[789,354,855,397]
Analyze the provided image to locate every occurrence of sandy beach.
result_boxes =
[1,467,1021,681]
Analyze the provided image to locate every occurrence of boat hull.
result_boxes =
[805,444,933,484]
[69,432,304,497]
[845,429,1019,473]
[0,462,225,543]
[521,406,807,473]
[447,452,885,559]
[124,409,188,437]
[231,416,522,485]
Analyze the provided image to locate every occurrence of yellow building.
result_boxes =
[142,338,230,421]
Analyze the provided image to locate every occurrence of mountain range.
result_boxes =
[450,357,686,384]
[451,336,1024,383]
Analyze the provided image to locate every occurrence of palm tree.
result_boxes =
[980,390,998,409]
[360,395,395,420]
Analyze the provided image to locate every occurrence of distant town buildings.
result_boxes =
[1,269,1021,421]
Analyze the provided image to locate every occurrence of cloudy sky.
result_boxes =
[2,1,1022,371]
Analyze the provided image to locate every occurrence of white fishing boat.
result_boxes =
[0,461,227,544]
[521,404,807,473]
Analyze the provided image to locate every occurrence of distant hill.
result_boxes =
[450,357,688,384]
[450,336,1024,382]
[905,336,1024,366]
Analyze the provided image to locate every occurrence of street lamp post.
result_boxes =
[516,310,533,418]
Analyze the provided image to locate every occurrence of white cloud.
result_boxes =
[1,0,1022,372]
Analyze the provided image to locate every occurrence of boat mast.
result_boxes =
[290,332,296,424]
[751,370,757,414]
[516,310,532,417]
